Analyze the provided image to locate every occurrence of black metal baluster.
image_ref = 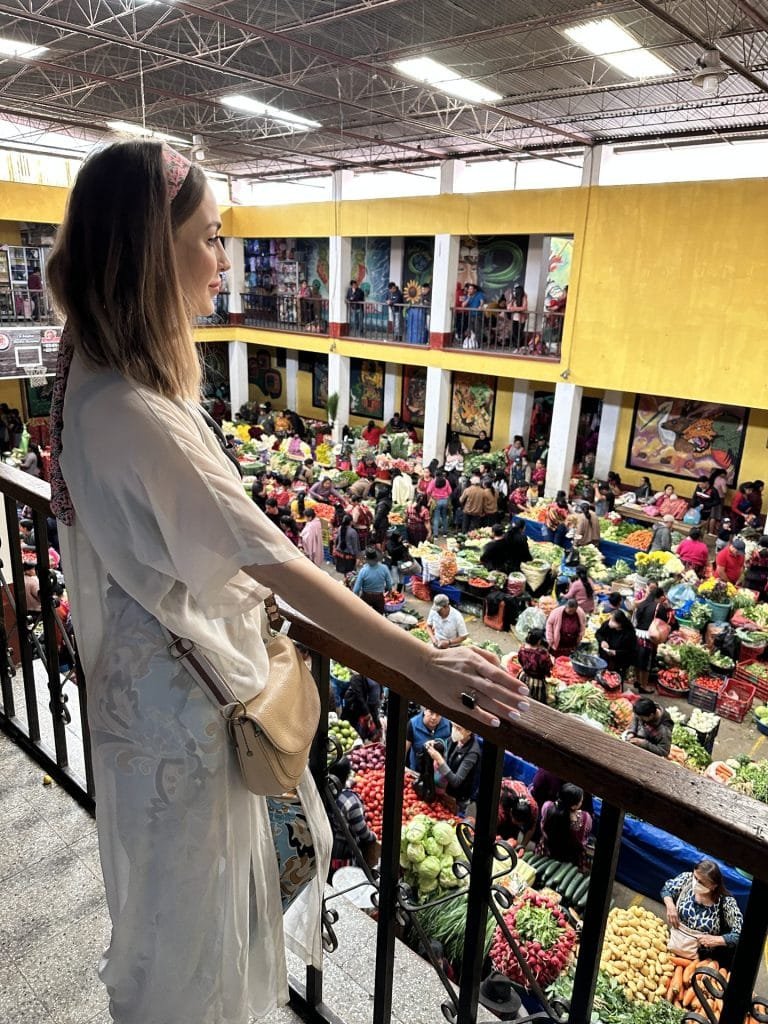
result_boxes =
[0,602,14,718]
[33,511,68,767]
[4,495,40,741]
[719,877,768,1024]
[456,739,504,1024]
[373,688,408,1024]
[568,802,625,1024]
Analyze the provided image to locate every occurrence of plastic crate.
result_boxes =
[429,582,462,606]
[688,678,720,712]
[716,678,756,723]
[733,659,768,702]
[690,720,720,755]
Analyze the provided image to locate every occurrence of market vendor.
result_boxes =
[427,594,468,649]
[352,547,393,613]
[480,521,531,574]
[715,536,746,585]
[625,697,673,756]
[362,419,383,447]
[294,457,315,486]
[573,502,601,548]
[384,528,412,591]
[406,493,432,544]
[632,584,678,693]
[744,536,768,598]
[545,491,570,547]
[426,724,481,814]
[405,708,452,770]
[356,454,377,480]
[536,783,592,870]
[517,628,553,704]
[347,476,373,501]
[595,611,636,682]
[545,599,586,657]
[472,429,491,453]
[661,859,743,965]
[391,467,414,506]
[649,514,675,552]
[348,494,373,546]
[675,527,709,576]
[650,483,687,520]
[563,566,595,613]
[309,476,343,502]
[497,778,538,845]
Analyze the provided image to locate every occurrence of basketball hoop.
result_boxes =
[24,364,48,388]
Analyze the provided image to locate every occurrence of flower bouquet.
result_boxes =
[634,550,684,581]
[697,578,737,603]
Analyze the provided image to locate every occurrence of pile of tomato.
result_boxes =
[692,675,723,693]
[351,767,458,837]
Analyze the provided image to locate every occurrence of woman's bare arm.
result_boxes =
[246,557,529,727]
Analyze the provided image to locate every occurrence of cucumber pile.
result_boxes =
[520,850,590,910]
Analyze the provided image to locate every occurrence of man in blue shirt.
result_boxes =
[352,547,393,613]
[404,707,452,771]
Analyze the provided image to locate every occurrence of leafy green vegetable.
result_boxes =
[731,758,768,803]
[677,643,711,679]
[515,903,563,949]
[556,683,614,727]
[671,724,711,768]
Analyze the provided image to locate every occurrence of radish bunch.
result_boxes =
[489,891,576,988]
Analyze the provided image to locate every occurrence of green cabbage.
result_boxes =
[439,868,459,888]
[406,842,426,863]
[440,854,454,871]
[405,817,429,843]
[419,877,439,894]
[430,822,454,846]
[446,837,464,859]
[423,837,441,858]
[417,855,442,880]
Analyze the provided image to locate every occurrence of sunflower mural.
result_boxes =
[404,279,422,304]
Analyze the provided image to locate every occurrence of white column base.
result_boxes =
[383,363,397,424]
[228,340,249,416]
[593,390,623,481]
[328,351,351,443]
[508,380,534,444]
[285,350,299,411]
[544,382,584,498]
[422,366,451,466]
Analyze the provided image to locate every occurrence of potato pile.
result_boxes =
[599,906,673,1003]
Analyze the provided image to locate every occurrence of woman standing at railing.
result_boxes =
[45,140,528,1024]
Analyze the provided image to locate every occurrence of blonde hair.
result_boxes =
[47,139,206,400]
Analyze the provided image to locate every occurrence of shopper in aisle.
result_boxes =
[505,435,528,489]
[675,527,709,576]
[333,514,360,573]
[516,628,553,705]
[649,514,675,552]
[625,697,673,756]
[595,611,636,683]
[536,783,592,870]
[328,758,380,869]
[744,536,768,599]
[707,469,729,535]
[372,484,393,545]
[481,476,499,525]
[46,140,529,1024]
[405,708,453,770]
[426,723,481,814]
[632,584,677,693]
[444,432,466,483]
[497,778,539,845]
[384,528,412,592]
[661,859,743,965]
[427,470,453,538]
[564,565,595,614]
[427,594,468,648]
[299,508,324,567]
[405,492,432,545]
[417,466,433,496]
[459,474,486,532]
[480,521,532,575]
[341,672,383,742]
[391,466,414,506]
[730,481,753,533]
[352,547,393,612]
[545,599,586,657]
[573,502,601,548]
[278,514,300,546]
[545,491,570,547]
[715,536,746,585]
[748,479,764,520]
[348,494,373,547]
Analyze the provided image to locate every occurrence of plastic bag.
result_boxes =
[514,606,547,643]
[666,583,697,611]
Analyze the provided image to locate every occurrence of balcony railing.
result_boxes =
[346,301,430,344]
[0,287,58,325]
[197,290,231,325]
[449,307,564,357]
[1,462,767,1024]
[242,293,329,333]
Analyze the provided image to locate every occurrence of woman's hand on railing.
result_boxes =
[426,645,529,728]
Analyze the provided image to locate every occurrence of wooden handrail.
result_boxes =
[4,459,766,882]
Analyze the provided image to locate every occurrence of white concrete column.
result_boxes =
[593,390,623,481]
[523,235,548,322]
[508,379,534,445]
[331,169,353,202]
[389,238,405,287]
[328,350,351,443]
[328,235,352,327]
[228,340,249,416]
[224,237,245,316]
[430,233,460,341]
[544,382,584,498]
[285,349,299,411]
[422,366,452,465]
[383,362,397,423]
[439,159,465,195]
[581,145,604,186]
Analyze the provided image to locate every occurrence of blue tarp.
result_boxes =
[500,752,752,913]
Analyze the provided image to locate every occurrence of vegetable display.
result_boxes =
[489,891,576,987]
[670,724,711,769]
[328,716,358,755]
[399,814,468,899]
[657,668,690,692]
[677,643,712,680]
[599,906,674,1003]
[351,768,458,837]
[549,970,685,1024]
[555,682,614,727]
[347,743,385,772]
[687,708,719,733]
[728,758,768,803]
[665,957,733,1016]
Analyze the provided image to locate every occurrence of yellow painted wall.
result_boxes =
[0,221,21,244]
[0,182,69,224]
[0,378,23,411]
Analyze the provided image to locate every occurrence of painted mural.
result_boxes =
[300,237,330,297]
[627,394,749,486]
[350,359,385,420]
[458,235,528,298]
[450,372,496,438]
[546,236,573,303]
[401,364,427,427]
[402,237,434,285]
[350,237,391,302]
[312,356,329,410]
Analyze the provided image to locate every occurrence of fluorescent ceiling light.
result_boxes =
[221,95,321,130]
[392,57,502,104]
[563,18,673,79]
[106,120,188,145]
[0,37,47,59]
